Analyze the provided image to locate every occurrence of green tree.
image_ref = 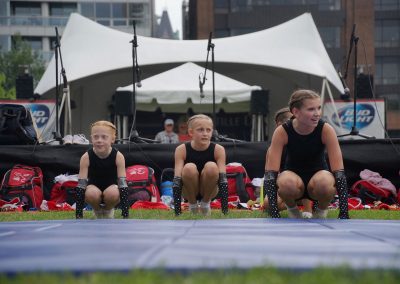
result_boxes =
[0,34,45,99]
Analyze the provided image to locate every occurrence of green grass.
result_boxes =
[1,267,399,284]
[1,208,400,222]
[1,209,399,283]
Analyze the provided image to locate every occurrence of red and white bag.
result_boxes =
[126,165,161,205]
[0,164,43,210]
[225,163,256,202]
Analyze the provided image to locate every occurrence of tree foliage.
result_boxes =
[0,34,45,99]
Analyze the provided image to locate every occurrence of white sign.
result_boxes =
[0,100,56,142]
[323,99,385,139]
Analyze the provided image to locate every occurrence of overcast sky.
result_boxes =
[155,0,184,39]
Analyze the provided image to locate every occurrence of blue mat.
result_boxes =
[0,218,399,273]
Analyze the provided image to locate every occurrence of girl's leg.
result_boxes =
[182,163,200,213]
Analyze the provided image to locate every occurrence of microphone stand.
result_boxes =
[199,33,246,143]
[122,21,157,144]
[51,27,63,144]
[338,24,374,139]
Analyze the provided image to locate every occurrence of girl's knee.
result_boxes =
[312,171,334,188]
[182,163,199,177]
[277,175,300,191]
[103,187,120,203]
[85,187,102,202]
[202,162,218,177]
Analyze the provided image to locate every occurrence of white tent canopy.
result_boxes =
[116,62,261,113]
[34,12,344,136]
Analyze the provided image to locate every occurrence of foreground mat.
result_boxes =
[0,218,399,273]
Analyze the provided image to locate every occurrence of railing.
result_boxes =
[0,16,69,27]
[0,16,147,28]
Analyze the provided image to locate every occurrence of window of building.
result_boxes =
[374,0,400,11]
[215,0,230,9]
[214,29,231,38]
[318,27,340,48]
[383,94,400,111]
[318,0,340,11]
[375,20,400,48]
[112,3,127,18]
[0,35,9,51]
[97,19,111,26]
[11,1,41,16]
[80,2,95,18]
[230,0,252,12]
[12,36,42,51]
[96,3,111,18]
[128,3,144,18]
[49,37,57,51]
[375,56,400,85]
[0,1,7,17]
[49,3,77,16]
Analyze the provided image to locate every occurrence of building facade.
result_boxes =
[0,0,155,63]
[186,0,400,136]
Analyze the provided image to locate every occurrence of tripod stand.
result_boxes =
[199,33,245,143]
[52,27,64,143]
[338,24,374,139]
[47,27,71,144]
[120,21,156,144]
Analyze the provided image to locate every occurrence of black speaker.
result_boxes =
[16,75,33,99]
[356,74,373,99]
[250,90,269,115]
[114,91,133,116]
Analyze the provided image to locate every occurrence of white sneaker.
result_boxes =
[286,206,302,219]
[103,209,114,219]
[302,211,313,219]
[62,135,73,145]
[189,204,199,214]
[200,206,211,216]
[93,209,104,219]
[73,134,89,145]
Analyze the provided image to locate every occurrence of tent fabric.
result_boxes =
[116,62,261,112]
[35,13,344,96]
[33,12,344,137]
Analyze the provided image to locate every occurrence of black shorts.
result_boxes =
[292,170,320,202]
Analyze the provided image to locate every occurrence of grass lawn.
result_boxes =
[1,208,399,283]
[1,208,400,222]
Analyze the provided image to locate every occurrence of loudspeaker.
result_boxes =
[16,75,33,99]
[114,91,133,116]
[250,90,269,115]
[356,74,373,99]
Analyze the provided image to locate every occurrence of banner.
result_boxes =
[0,100,56,142]
[323,99,385,139]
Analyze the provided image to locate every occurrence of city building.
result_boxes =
[155,9,179,39]
[0,0,156,63]
[186,0,400,137]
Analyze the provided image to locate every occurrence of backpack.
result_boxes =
[225,163,256,202]
[0,164,44,209]
[350,180,397,205]
[126,165,161,205]
[49,180,78,205]
[0,104,38,145]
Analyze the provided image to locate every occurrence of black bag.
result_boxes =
[0,104,38,145]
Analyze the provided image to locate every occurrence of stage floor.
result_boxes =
[0,218,399,273]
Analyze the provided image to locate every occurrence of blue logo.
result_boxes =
[331,104,375,130]
[28,104,50,128]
